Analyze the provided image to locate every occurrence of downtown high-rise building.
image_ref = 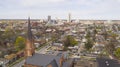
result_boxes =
[48,15,51,22]
[68,13,71,23]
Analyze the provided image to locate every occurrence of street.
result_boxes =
[36,45,50,54]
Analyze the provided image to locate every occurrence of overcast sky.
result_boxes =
[0,0,120,19]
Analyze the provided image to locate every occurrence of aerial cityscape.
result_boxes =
[1,0,120,67]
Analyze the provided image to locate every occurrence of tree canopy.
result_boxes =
[63,35,78,47]
[14,36,25,51]
[2,27,16,42]
[85,38,94,51]
[85,31,91,38]
[115,48,120,59]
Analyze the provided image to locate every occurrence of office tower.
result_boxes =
[68,13,71,23]
[48,15,51,22]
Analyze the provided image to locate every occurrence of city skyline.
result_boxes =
[0,0,120,20]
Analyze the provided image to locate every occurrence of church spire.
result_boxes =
[27,17,32,41]
[25,17,35,57]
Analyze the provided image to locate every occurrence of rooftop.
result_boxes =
[25,53,61,67]
[97,58,120,67]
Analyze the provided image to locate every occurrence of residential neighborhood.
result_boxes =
[0,17,120,67]
[1,0,120,67]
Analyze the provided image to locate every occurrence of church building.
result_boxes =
[24,18,74,67]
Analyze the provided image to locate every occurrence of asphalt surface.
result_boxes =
[96,58,120,67]
[36,45,50,54]
[13,60,25,67]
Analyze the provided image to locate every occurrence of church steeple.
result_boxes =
[27,17,33,41]
[25,17,35,57]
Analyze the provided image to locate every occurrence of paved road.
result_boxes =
[13,60,25,67]
[36,45,50,54]
[13,45,50,67]
[96,58,120,67]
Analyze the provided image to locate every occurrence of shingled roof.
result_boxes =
[25,53,60,67]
